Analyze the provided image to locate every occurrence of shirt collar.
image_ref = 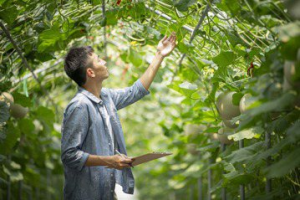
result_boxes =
[78,86,107,104]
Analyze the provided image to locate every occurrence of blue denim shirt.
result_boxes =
[61,79,150,200]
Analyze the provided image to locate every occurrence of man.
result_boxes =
[61,32,176,200]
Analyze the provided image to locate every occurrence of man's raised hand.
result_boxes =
[157,32,177,57]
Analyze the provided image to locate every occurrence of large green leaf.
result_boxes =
[37,23,63,52]
[35,106,54,131]
[212,51,236,68]
[265,147,300,178]
[225,141,264,164]
[228,126,263,141]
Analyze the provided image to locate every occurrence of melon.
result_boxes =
[217,127,234,145]
[10,104,29,118]
[216,92,240,120]
[0,92,14,107]
[239,93,255,114]
[223,119,238,128]
[210,133,219,141]
[186,143,198,155]
[184,124,206,138]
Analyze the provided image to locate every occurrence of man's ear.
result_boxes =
[86,68,95,78]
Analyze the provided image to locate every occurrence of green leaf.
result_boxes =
[228,127,263,141]
[173,0,197,12]
[248,92,297,116]
[0,5,18,25]
[177,41,194,54]
[225,141,264,164]
[212,51,236,68]
[0,101,10,123]
[18,118,35,136]
[121,48,144,67]
[100,16,107,26]
[38,24,61,52]
[265,148,300,178]
[168,81,198,98]
[12,92,32,107]
[226,31,248,47]
[35,106,55,130]
[106,10,118,26]
[232,92,243,106]
[0,122,20,155]
[3,166,23,182]
[22,78,29,97]
[0,0,6,5]
[222,163,253,185]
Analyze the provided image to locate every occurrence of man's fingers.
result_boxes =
[116,164,131,169]
[121,154,130,159]
[171,35,176,43]
[161,35,168,42]
[167,35,173,42]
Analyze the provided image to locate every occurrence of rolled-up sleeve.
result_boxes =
[61,104,90,172]
[108,78,150,110]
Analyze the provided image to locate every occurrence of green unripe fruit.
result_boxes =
[10,104,29,119]
[217,92,240,120]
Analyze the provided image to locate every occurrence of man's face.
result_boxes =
[87,52,109,80]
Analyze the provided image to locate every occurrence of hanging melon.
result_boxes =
[216,92,240,120]
[0,92,14,107]
[239,93,255,114]
[10,104,29,119]
[217,127,234,144]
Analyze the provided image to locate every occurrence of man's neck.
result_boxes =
[82,81,103,100]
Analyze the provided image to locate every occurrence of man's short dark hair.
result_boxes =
[64,46,94,86]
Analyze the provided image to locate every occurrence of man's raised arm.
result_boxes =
[140,32,177,90]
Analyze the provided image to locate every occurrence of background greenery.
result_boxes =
[0,0,299,199]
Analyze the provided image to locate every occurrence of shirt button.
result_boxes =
[108,143,111,146]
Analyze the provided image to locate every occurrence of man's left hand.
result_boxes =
[157,32,177,57]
